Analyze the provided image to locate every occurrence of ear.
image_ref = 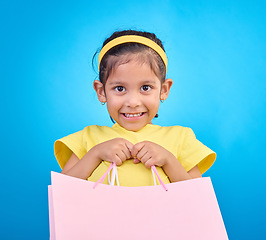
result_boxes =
[93,80,107,103]
[160,78,173,101]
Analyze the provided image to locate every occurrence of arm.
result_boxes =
[61,138,133,180]
[163,154,202,182]
[61,149,101,180]
[131,141,202,182]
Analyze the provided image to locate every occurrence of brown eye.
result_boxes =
[141,85,151,91]
[115,86,125,92]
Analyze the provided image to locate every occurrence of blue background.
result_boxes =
[1,0,265,239]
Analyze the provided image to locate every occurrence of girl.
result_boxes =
[54,30,216,186]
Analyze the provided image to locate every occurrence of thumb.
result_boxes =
[133,158,141,164]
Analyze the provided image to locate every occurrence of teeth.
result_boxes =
[124,113,142,118]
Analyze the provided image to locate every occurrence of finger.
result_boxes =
[124,140,134,154]
[113,154,123,166]
[115,150,128,163]
[133,158,141,164]
[144,157,153,168]
[121,144,132,160]
[105,156,122,166]
[122,149,131,160]
[135,143,150,161]
[140,152,152,164]
[131,142,145,158]
[136,149,149,162]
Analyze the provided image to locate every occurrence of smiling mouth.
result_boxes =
[122,112,145,118]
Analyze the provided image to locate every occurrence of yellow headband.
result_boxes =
[98,35,168,72]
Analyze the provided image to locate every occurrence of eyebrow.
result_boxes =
[109,81,124,85]
[109,80,157,85]
[141,80,157,84]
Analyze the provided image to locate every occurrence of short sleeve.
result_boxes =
[54,130,87,169]
[178,128,216,174]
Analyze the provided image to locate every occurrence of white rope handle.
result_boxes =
[108,164,120,186]
[151,167,157,186]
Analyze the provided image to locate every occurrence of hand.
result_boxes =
[131,141,174,168]
[92,138,134,166]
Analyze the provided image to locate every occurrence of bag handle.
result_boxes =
[151,165,168,191]
[93,163,168,191]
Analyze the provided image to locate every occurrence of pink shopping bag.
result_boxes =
[48,165,228,240]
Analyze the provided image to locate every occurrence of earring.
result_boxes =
[160,99,165,103]
[101,102,106,105]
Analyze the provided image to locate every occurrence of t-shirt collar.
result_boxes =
[111,122,157,134]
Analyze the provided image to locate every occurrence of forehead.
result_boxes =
[107,52,151,70]
[106,60,160,85]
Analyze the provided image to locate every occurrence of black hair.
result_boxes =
[93,29,166,85]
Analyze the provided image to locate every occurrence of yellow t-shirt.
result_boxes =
[54,123,216,186]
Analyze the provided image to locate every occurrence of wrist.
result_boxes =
[162,153,191,182]
[87,145,102,165]
[162,152,176,169]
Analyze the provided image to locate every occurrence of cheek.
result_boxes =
[145,96,160,109]
[106,97,121,112]
[147,93,160,103]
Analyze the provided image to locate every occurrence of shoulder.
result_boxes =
[68,125,113,135]
[146,125,194,147]
[55,125,112,143]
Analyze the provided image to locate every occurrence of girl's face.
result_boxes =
[94,59,172,131]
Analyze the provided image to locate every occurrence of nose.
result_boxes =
[125,91,141,108]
